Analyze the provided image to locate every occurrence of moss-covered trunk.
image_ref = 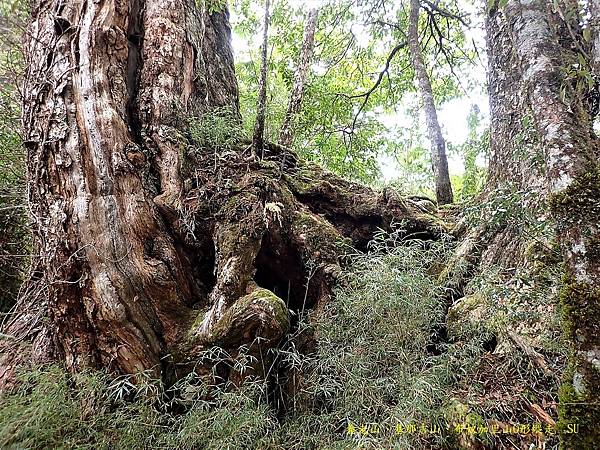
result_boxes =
[486,0,600,446]
[0,0,440,388]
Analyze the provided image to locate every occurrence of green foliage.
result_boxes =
[0,0,27,16]
[0,230,498,449]
[560,53,596,101]
[385,106,436,197]
[232,0,481,186]
[233,0,388,183]
[385,104,489,200]
[463,259,565,355]
[196,0,227,14]
[0,364,274,450]
[281,231,459,449]
[0,219,569,449]
[443,228,566,449]
[448,106,489,201]
[0,7,28,311]
[187,107,244,152]
[486,0,508,13]
[463,182,549,237]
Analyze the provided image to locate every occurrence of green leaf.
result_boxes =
[583,27,592,42]
[587,73,595,90]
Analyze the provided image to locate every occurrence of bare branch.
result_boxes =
[346,42,407,149]
[421,0,469,27]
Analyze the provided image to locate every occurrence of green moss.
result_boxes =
[446,292,499,342]
[421,212,454,234]
[245,288,290,329]
[559,277,600,350]
[186,289,290,348]
[187,307,209,341]
[523,238,561,275]
[545,163,600,446]
[258,159,280,173]
[558,363,600,449]
[219,192,261,225]
[211,288,290,343]
[442,399,493,448]
[447,293,485,322]
[548,166,600,225]
[557,276,600,448]
[259,289,290,331]
[292,211,348,258]
[436,237,475,287]
[284,163,324,195]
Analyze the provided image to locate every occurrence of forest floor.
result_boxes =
[0,209,567,449]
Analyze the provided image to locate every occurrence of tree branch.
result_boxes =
[421,0,469,27]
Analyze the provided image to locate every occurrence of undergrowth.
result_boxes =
[0,230,494,449]
[0,55,28,312]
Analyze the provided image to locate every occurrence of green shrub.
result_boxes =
[0,61,28,312]
[274,231,470,449]
[0,230,493,449]
[187,107,244,153]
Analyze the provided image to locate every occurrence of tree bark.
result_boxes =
[252,0,270,154]
[487,0,600,445]
[407,0,454,205]
[591,0,600,74]
[0,0,440,389]
[475,0,550,271]
[278,7,318,149]
[0,0,239,379]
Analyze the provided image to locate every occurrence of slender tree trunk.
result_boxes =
[592,0,600,74]
[407,0,453,205]
[487,0,600,445]
[278,7,318,148]
[0,0,440,389]
[252,0,270,154]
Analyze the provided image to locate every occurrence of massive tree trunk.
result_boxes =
[408,0,454,205]
[278,7,318,149]
[476,0,550,270]
[0,0,440,388]
[485,0,600,445]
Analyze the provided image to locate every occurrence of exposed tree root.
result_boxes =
[1,139,447,388]
[0,0,449,391]
[175,142,447,378]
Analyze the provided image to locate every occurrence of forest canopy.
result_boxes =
[0,0,599,449]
